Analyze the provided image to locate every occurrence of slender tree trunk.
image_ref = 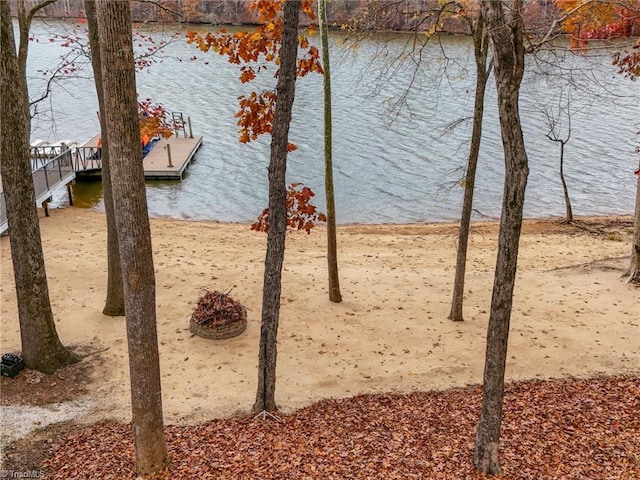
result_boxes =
[253,0,300,413]
[96,1,167,473]
[558,140,573,223]
[449,12,489,322]
[474,0,529,475]
[0,0,77,374]
[545,105,572,224]
[624,165,640,283]
[84,0,124,316]
[319,0,342,303]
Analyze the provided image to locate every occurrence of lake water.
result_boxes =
[27,21,638,224]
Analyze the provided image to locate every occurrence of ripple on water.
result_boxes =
[29,22,638,224]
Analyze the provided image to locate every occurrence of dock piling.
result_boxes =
[165,144,174,168]
[66,183,74,206]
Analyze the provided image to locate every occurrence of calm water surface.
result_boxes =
[28,21,638,224]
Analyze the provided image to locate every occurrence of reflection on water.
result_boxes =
[70,181,102,209]
[29,21,638,224]
[70,176,192,211]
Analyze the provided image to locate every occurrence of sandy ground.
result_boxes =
[1,208,638,426]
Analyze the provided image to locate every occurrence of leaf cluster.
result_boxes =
[186,0,324,146]
[138,98,174,140]
[252,183,327,234]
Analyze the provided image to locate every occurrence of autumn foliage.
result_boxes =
[33,22,179,144]
[187,0,326,232]
[138,98,174,142]
[252,183,327,234]
[556,0,640,79]
[186,0,323,148]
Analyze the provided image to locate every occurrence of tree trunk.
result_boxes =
[96,1,167,473]
[84,0,124,317]
[558,140,573,223]
[319,0,342,304]
[0,0,77,374]
[624,164,640,283]
[449,12,489,322]
[474,0,529,475]
[253,0,300,413]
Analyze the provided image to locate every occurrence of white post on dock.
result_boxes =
[165,144,173,168]
[187,117,193,139]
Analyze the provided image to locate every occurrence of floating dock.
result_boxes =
[0,113,202,235]
[80,134,203,180]
[142,135,203,179]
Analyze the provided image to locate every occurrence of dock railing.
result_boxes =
[1,147,75,235]
[32,148,76,205]
[30,144,70,166]
[72,146,102,172]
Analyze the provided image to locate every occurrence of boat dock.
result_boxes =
[0,113,203,235]
[143,136,203,179]
[80,133,203,180]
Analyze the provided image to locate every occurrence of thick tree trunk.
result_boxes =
[558,140,573,223]
[0,0,77,374]
[96,1,167,473]
[449,12,489,322]
[84,0,124,317]
[474,0,529,475]
[319,0,342,304]
[253,0,300,413]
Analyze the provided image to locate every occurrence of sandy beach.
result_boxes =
[1,208,638,425]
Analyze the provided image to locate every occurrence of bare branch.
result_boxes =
[526,0,636,53]
[29,52,85,111]
[134,0,182,19]
[26,0,57,23]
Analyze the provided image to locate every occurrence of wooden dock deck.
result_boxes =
[79,134,203,180]
[143,135,203,179]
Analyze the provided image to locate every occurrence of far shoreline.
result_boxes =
[38,205,634,233]
[44,205,634,231]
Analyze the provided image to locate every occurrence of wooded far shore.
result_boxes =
[16,0,560,34]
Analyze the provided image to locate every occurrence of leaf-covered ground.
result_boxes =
[37,376,639,479]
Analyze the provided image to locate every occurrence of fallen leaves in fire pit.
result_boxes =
[191,290,246,328]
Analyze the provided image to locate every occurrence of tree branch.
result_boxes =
[26,0,57,24]
[134,0,182,19]
[529,0,597,53]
